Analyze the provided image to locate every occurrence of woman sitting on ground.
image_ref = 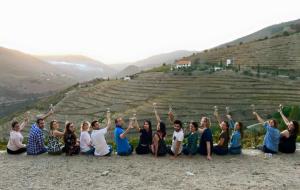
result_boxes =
[213,111,230,155]
[48,120,64,155]
[182,121,199,156]
[80,121,95,155]
[63,122,80,156]
[226,114,243,154]
[151,103,167,157]
[7,114,29,154]
[278,107,299,153]
[198,117,213,160]
[133,119,152,155]
[253,111,280,154]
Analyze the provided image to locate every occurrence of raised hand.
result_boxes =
[226,114,232,120]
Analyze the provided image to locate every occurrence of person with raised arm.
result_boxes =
[7,113,29,154]
[114,117,133,156]
[27,108,54,155]
[167,110,184,159]
[133,117,152,155]
[91,111,113,156]
[47,120,64,155]
[213,109,229,155]
[278,106,299,153]
[253,111,280,154]
[198,117,213,160]
[226,114,243,155]
[151,103,167,157]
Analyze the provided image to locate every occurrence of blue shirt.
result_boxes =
[228,119,241,148]
[230,131,241,148]
[263,123,280,152]
[199,128,213,155]
[114,125,130,154]
[27,124,47,155]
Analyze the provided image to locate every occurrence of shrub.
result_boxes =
[289,75,297,80]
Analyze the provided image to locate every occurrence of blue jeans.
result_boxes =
[27,147,47,155]
[213,146,228,155]
[117,144,133,156]
[257,145,277,154]
[229,146,242,155]
[82,147,95,155]
[182,145,197,156]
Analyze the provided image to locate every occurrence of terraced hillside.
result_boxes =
[1,71,300,141]
[190,33,300,70]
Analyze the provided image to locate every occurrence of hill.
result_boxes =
[189,32,300,73]
[0,47,74,96]
[219,18,300,47]
[1,70,300,141]
[38,55,116,78]
[111,50,196,72]
[0,47,117,118]
[116,65,141,78]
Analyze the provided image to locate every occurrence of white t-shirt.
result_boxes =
[7,130,26,151]
[91,128,110,156]
[171,129,184,154]
[80,131,92,152]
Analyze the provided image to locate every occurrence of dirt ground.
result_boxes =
[0,148,299,190]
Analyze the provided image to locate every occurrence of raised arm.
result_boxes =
[120,120,133,139]
[278,109,290,126]
[168,111,175,124]
[226,114,235,130]
[214,110,222,127]
[41,109,54,120]
[253,112,264,124]
[106,112,112,130]
[154,107,161,124]
[19,114,29,131]
[133,118,141,132]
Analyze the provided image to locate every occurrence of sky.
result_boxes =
[0,0,299,64]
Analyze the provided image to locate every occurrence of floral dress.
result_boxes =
[48,131,62,154]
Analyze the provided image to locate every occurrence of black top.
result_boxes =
[199,128,213,155]
[139,129,152,146]
[279,135,296,153]
[219,131,229,149]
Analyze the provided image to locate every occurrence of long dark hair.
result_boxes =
[191,122,199,130]
[64,122,77,143]
[158,122,166,138]
[11,121,19,129]
[144,120,152,133]
[290,120,299,138]
[223,121,230,141]
[236,121,244,139]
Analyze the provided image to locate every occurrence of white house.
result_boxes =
[214,67,222,71]
[226,59,233,66]
[175,59,192,69]
[124,76,131,81]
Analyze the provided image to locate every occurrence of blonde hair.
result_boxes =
[81,121,91,131]
[201,117,211,128]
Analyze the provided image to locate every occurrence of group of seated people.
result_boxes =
[6,104,299,160]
